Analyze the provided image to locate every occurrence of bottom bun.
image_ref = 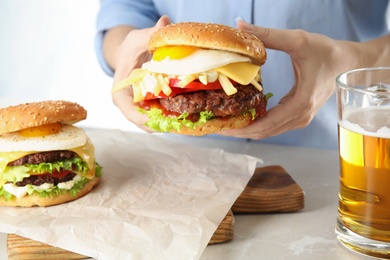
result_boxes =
[172,113,254,136]
[0,177,100,207]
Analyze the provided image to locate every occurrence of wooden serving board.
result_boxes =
[232,165,304,213]
[208,209,234,245]
[7,165,304,259]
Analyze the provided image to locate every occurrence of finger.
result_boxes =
[113,16,171,83]
[219,99,307,139]
[156,15,171,27]
[143,15,171,40]
[112,89,153,133]
[237,20,301,53]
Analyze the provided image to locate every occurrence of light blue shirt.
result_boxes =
[95,0,389,150]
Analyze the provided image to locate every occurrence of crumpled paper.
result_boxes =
[0,129,261,259]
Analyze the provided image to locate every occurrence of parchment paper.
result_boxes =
[0,129,261,259]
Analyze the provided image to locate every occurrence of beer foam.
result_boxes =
[339,107,390,138]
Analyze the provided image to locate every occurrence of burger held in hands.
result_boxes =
[113,22,271,136]
[0,101,102,207]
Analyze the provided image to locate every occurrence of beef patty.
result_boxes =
[159,85,264,117]
[8,150,77,166]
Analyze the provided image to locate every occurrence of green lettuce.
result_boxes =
[138,107,214,132]
[246,108,256,120]
[0,188,13,201]
[2,166,30,183]
[26,157,89,175]
[265,92,274,100]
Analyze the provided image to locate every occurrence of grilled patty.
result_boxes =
[159,85,264,117]
[8,150,77,166]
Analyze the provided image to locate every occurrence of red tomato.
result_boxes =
[144,87,197,100]
[50,170,71,178]
[169,78,223,90]
[143,78,237,100]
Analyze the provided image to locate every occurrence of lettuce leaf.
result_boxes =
[246,108,256,120]
[2,166,30,183]
[138,107,214,132]
[94,163,103,178]
[265,92,274,100]
[26,157,89,175]
[0,187,13,201]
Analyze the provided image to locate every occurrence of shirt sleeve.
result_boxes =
[95,0,161,76]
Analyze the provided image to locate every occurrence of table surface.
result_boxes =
[0,131,372,260]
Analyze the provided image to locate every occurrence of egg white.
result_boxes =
[0,124,88,152]
[142,49,251,75]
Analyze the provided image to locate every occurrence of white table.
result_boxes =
[0,131,370,260]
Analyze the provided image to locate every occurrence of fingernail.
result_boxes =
[235,16,244,24]
[237,19,254,32]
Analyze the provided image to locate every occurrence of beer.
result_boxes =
[338,107,390,242]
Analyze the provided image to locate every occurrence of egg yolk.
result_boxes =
[18,123,63,137]
[152,46,197,61]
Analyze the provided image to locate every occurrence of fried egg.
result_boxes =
[142,47,251,75]
[0,123,88,152]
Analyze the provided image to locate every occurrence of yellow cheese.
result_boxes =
[218,74,237,95]
[68,138,96,180]
[0,138,96,187]
[112,68,148,93]
[132,83,144,103]
[215,62,260,85]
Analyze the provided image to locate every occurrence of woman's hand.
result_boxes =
[105,16,171,132]
[219,20,361,139]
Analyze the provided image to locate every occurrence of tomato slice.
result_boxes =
[50,170,71,178]
[144,87,197,100]
[143,78,237,100]
[169,78,223,90]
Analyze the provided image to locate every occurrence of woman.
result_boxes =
[95,0,390,149]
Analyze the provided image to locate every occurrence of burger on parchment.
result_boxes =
[0,100,102,207]
[113,22,272,135]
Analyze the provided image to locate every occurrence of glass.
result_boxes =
[336,67,390,258]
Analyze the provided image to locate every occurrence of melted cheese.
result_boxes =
[218,74,237,95]
[0,138,96,187]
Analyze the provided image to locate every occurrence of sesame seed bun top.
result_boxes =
[148,22,267,66]
[0,100,87,135]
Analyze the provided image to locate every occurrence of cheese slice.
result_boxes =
[0,138,96,188]
[215,62,260,85]
[218,74,237,95]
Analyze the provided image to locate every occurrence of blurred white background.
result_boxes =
[0,0,141,132]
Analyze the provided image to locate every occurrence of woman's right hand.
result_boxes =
[104,16,171,132]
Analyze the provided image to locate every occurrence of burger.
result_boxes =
[113,22,271,135]
[0,100,102,207]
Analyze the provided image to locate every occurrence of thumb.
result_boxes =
[144,15,171,39]
[237,20,294,52]
[155,15,171,29]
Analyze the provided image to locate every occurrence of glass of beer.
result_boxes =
[336,67,390,258]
